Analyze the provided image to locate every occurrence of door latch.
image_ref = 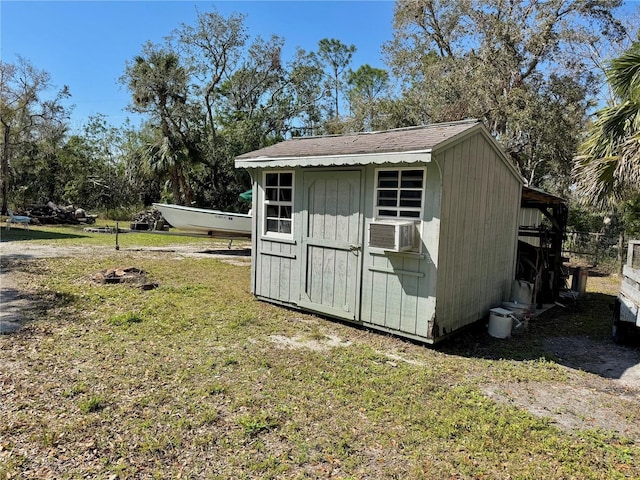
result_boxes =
[348,244,361,255]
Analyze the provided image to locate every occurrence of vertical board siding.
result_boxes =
[421,161,442,337]
[460,137,477,320]
[256,239,295,303]
[308,246,325,304]
[366,254,424,335]
[399,263,420,334]
[479,139,497,319]
[436,148,455,330]
[519,208,542,246]
[384,270,403,331]
[370,270,389,324]
[435,132,521,334]
[300,171,361,318]
[360,161,439,339]
[252,167,299,305]
[472,137,490,316]
[249,176,258,295]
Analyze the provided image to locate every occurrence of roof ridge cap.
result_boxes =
[289,119,481,141]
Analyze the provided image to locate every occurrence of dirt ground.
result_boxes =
[482,338,640,442]
[2,241,639,443]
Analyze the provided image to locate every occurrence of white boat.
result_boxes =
[153,203,251,236]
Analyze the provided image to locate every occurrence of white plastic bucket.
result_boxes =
[488,307,521,339]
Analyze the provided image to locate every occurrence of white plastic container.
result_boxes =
[511,280,533,305]
[488,307,521,339]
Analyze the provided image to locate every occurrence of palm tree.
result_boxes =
[573,41,640,207]
[125,44,196,205]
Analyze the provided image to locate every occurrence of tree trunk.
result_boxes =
[618,232,625,275]
[1,123,10,215]
[334,66,340,119]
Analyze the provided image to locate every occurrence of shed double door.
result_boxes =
[299,170,363,320]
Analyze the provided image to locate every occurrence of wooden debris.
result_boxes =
[82,226,127,234]
[22,201,97,225]
[131,209,168,231]
[90,266,157,289]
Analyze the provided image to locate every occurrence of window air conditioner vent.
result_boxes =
[368,220,416,252]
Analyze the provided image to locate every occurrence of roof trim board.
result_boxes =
[235,149,433,169]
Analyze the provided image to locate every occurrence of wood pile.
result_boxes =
[24,202,97,225]
[130,209,169,231]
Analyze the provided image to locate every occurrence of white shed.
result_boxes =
[235,120,524,343]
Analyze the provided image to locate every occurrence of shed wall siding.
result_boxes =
[256,239,297,303]
[435,135,521,335]
[251,167,301,305]
[298,170,362,319]
[360,161,439,338]
[519,208,542,247]
[246,129,521,343]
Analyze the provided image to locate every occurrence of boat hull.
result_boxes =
[152,203,251,236]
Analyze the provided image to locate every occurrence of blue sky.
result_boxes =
[1,1,396,131]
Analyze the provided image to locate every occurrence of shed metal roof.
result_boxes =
[521,186,567,207]
[235,119,483,168]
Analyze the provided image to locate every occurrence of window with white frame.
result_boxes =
[375,168,425,219]
[264,171,293,235]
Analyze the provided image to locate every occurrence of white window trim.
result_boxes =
[263,170,294,238]
[374,167,426,221]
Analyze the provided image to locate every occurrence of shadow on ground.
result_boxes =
[0,256,51,275]
[437,291,640,386]
[1,228,88,242]
[199,248,251,256]
[0,266,77,334]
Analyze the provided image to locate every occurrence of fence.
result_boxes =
[563,231,626,269]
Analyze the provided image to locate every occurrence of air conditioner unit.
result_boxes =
[368,220,416,252]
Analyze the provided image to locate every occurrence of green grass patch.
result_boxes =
[108,311,145,326]
[207,381,227,396]
[78,395,106,413]
[236,411,280,437]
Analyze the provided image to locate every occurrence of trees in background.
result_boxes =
[120,14,369,211]
[287,50,325,136]
[124,43,198,205]
[2,3,637,231]
[346,65,391,131]
[0,57,70,213]
[573,40,640,239]
[574,41,640,207]
[384,0,628,195]
[317,38,357,121]
[171,10,247,209]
